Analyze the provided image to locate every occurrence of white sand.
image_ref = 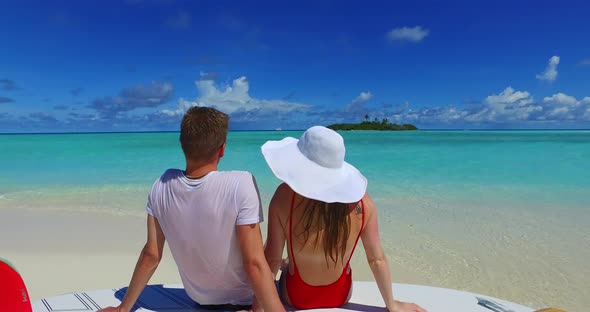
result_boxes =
[0,208,180,301]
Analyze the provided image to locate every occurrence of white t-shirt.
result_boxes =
[146,169,263,305]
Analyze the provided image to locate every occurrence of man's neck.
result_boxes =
[184,162,218,179]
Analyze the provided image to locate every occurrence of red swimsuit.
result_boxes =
[286,193,365,309]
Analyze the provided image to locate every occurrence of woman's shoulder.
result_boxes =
[270,183,294,211]
[275,182,293,195]
[273,183,294,202]
[360,192,376,216]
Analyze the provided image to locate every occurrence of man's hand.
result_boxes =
[388,300,427,312]
[97,306,128,312]
[251,297,263,312]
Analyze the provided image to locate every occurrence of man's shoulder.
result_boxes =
[152,169,183,186]
[160,168,183,180]
[215,170,254,181]
[147,169,182,212]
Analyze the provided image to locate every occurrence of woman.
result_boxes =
[261,126,426,312]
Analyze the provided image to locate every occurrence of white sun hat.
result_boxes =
[261,126,367,203]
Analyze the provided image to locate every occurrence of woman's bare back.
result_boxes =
[280,188,364,286]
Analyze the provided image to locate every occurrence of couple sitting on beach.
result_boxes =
[99,107,425,312]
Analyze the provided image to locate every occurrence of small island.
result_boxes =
[328,115,418,131]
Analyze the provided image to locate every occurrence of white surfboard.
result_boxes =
[32,282,534,312]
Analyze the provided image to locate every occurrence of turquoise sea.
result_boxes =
[1,130,589,311]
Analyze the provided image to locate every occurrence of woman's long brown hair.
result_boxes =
[296,198,353,268]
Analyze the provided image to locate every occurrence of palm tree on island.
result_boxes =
[328,114,417,131]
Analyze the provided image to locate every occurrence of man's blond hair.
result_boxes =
[180,106,229,162]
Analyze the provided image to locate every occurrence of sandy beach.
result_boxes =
[0,208,180,301]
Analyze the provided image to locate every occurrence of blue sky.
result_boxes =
[1,0,589,132]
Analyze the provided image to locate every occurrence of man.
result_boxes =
[99,107,284,312]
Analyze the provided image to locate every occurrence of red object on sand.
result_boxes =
[0,259,33,312]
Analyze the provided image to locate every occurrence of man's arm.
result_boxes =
[237,223,285,312]
[98,215,166,312]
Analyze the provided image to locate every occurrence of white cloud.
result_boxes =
[385,87,535,124]
[485,87,534,107]
[356,91,373,102]
[543,93,578,106]
[387,26,429,42]
[536,56,560,82]
[381,88,590,126]
[585,104,590,120]
[542,93,590,120]
[345,91,373,112]
[161,75,312,118]
[386,105,469,124]
[578,58,590,66]
[161,98,194,116]
[464,87,541,122]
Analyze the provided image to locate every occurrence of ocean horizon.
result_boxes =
[2,128,590,135]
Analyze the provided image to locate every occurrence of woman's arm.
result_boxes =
[237,223,285,312]
[360,193,426,312]
[264,184,288,277]
[252,184,289,311]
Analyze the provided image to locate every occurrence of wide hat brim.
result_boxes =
[261,137,367,203]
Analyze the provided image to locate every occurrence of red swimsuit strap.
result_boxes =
[345,199,365,270]
[289,191,298,271]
